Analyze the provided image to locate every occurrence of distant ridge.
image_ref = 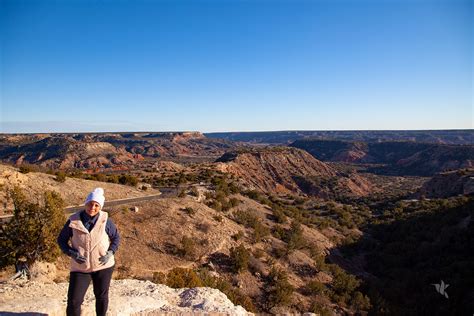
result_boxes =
[290,139,474,176]
[205,129,474,145]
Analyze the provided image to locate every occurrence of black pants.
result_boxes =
[66,266,114,316]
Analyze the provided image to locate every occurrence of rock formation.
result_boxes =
[0,279,251,315]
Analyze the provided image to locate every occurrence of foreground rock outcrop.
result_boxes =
[0,279,251,315]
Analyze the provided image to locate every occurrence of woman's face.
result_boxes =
[85,201,101,216]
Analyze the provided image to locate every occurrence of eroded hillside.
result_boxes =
[215,147,374,199]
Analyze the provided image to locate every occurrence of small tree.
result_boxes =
[0,187,65,268]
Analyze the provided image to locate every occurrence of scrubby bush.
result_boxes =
[229,197,240,208]
[351,291,371,312]
[233,210,269,242]
[233,210,259,227]
[271,225,286,240]
[165,267,203,288]
[177,236,196,260]
[309,302,332,316]
[327,264,361,305]
[152,271,166,284]
[272,207,287,224]
[19,165,35,174]
[285,220,305,252]
[306,280,326,295]
[213,214,223,222]
[0,187,65,267]
[265,266,295,309]
[206,199,221,211]
[55,171,67,183]
[197,269,256,312]
[118,174,138,186]
[181,207,196,216]
[107,175,120,184]
[252,220,270,243]
[309,248,327,271]
[229,244,250,273]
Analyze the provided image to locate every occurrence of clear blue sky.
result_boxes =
[0,0,472,133]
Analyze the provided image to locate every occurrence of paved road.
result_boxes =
[0,187,181,223]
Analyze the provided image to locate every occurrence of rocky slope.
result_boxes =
[215,147,373,198]
[0,279,250,315]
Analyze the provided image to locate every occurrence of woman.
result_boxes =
[58,187,120,316]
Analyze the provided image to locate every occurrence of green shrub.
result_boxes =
[107,175,119,184]
[285,221,305,252]
[55,171,67,183]
[351,291,371,312]
[328,264,361,305]
[233,210,259,227]
[206,199,224,212]
[272,225,286,240]
[272,207,287,224]
[306,280,326,295]
[229,197,240,208]
[181,207,196,216]
[152,271,166,284]
[310,251,327,271]
[229,244,250,273]
[165,267,203,288]
[252,220,270,243]
[309,302,332,316]
[197,269,256,312]
[19,165,34,174]
[266,266,294,309]
[118,174,138,186]
[213,214,223,222]
[0,187,65,267]
[177,236,196,260]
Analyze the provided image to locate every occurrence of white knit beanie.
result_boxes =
[85,187,105,208]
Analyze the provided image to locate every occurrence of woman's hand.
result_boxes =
[68,249,86,264]
[99,250,113,265]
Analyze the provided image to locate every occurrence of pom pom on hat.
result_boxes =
[85,187,105,208]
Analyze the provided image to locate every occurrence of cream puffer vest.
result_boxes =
[69,210,115,272]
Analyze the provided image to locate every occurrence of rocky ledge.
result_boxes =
[0,279,251,315]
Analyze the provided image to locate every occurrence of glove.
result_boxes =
[68,249,86,264]
[99,250,113,265]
